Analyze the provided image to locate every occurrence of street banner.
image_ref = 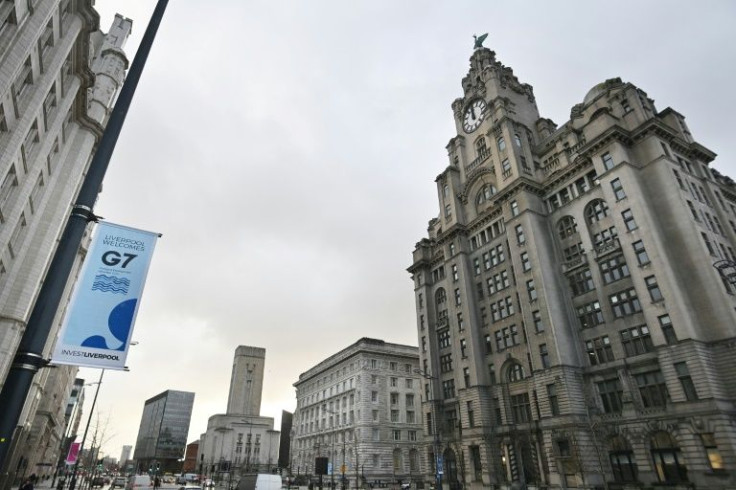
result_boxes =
[66,442,81,465]
[51,221,160,370]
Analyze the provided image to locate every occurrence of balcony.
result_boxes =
[594,238,621,257]
[562,254,587,272]
[465,147,491,173]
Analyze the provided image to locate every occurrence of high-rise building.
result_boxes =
[133,390,195,473]
[278,411,293,471]
[227,346,266,416]
[408,45,736,489]
[120,445,132,467]
[291,338,425,487]
[0,2,131,485]
[198,346,280,480]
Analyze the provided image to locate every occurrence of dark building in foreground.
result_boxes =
[133,390,195,473]
[409,45,736,490]
[278,411,293,470]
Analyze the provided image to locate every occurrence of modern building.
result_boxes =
[408,44,736,489]
[278,411,293,471]
[291,338,425,487]
[0,2,131,486]
[120,445,132,468]
[133,390,195,473]
[198,346,280,481]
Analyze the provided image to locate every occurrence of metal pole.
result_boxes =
[69,370,104,490]
[0,0,169,470]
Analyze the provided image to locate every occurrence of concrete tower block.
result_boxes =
[227,346,265,416]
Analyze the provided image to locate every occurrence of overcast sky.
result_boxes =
[79,0,736,460]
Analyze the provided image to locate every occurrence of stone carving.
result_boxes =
[473,33,489,49]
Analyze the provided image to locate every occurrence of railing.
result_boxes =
[594,237,621,257]
[465,147,491,172]
[562,255,587,272]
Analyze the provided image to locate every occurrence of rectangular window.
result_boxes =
[539,343,550,368]
[533,310,544,333]
[502,159,511,178]
[390,410,399,422]
[488,364,496,385]
[577,300,604,328]
[511,200,519,216]
[454,288,461,305]
[406,394,414,407]
[659,314,678,344]
[460,338,467,357]
[611,178,626,200]
[451,264,458,281]
[516,224,525,244]
[563,242,585,262]
[473,258,481,275]
[645,275,663,302]
[621,208,638,231]
[547,384,560,416]
[497,136,506,151]
[597,378,623,413]
[510,393,532,423]
[438,330,451,349]
[390,392,399,405]
[586,336,615,365]
[620,325,653,356]
[674,362,698,401]
[467,400,475,427]
[371,391,378,402]
[702,434,724,470]
[600,255,630,284]
[457,312,464,331]
[442,379,455,399]
[633,240,650,265]
[634,370,668,408]
[527,279,537,301]
[521,251,531,272]
[439,354,453,373]
[569,268,594,295]
[701,232,716,256]
[463,367,470,388]
[602,152,614,171]
[610,288,642,318]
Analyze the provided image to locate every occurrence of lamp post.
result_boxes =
[414,370,441,490]
[68,371,105,490]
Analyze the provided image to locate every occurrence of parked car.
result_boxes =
[112,476,128,488]
[127,474,152,490]
[90,477,106,488]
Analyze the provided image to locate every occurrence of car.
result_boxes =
[112,477,128,488]
[90,477,106,488]
[127,474,152,490]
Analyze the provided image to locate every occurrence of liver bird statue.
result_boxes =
[473,33,488,49]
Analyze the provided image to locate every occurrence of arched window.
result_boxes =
[508,363,525,382]
[609,435,638,483]
[476,184,497,206]
[393,448,403,473]
[409,449,419,472]
[435,288,447,305]
[557,216,578,239]
[585,199,609,224]
[651,432,688,484]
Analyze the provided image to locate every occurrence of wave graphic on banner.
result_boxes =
[91,274,130,294]
[80,298,138,350]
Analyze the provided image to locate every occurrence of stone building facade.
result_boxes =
[291,338,426,487]
[408,46,736,489]
[0,1,131,485]
[198,346,280,481]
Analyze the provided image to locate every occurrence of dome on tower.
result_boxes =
[582,77,624,105]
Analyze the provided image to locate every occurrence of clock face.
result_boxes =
[463,99,487,133]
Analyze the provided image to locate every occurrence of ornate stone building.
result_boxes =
[291,338,425,487]
[408,45,736,490]
[0,2,131,486]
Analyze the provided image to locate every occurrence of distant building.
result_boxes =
[182,441,199,473]
[278,411,293,470]
[291,338,425,487]
[198,346,280,481]
[133,390,195,473]
[120,446,132,467]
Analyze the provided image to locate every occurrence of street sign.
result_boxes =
[436,456,444,476]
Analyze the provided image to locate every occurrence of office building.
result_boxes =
[0,2,131,485]
[291,338,425,486]
[198,346,280,480]
[133,390,195,473]
[120,445,132,467]
[408,45,736,489]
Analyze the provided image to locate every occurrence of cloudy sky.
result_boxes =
[80,0,736,459]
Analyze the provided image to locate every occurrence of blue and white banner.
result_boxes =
[51,221,160,370]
